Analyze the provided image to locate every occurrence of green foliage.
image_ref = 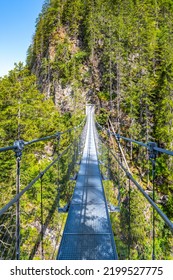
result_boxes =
[1,0,173,260]
[0,62,85,259]
[97,91,110,101]
[96,108,109,125]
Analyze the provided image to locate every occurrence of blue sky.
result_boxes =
[0,0,44,77]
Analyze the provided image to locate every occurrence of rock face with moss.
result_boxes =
[28,0,173,144]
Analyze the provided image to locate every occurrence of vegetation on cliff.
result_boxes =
[0,0,173,259]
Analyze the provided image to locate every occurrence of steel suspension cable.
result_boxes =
[0,118,86,153]
[96,121,173,157]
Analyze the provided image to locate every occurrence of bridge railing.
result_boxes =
[0,118,86,260]
[95,121,173,260]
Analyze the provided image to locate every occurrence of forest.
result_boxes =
[0,0,173,259]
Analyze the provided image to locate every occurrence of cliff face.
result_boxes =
[27,1,94,113]
[27,0,173,146]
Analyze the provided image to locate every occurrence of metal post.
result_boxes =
[40,173,44,260]
[128,178,131,260]
[147,142,157,260]
[16,157,20,260]
[14,140,24,260]
[152,159,156,260]
[74,128,77,175]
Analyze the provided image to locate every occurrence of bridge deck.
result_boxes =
[57,110,117,260]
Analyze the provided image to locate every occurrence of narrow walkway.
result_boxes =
[57,108,118,259]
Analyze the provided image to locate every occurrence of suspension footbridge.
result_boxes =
[57,106,117,259]
[0,105,173,260]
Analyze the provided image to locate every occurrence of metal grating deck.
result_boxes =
[57,108,118,260]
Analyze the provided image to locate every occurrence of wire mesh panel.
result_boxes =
[58,234,116,260]
[0,205,16,260]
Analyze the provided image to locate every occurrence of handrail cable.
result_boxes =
[97,131,173,233]
[0,136,80,218]
[0,118,86,153]
[96,121,173,157]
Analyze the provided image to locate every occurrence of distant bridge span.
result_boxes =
[57,105,118,259]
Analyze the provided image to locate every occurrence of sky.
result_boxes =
[0,0,45,77]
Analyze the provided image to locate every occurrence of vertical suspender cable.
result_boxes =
[16,157,20,260]
[128,178,131,260]
[40,173,44,260]
[148,142,157,260]
[74,127,77,175]
[152,159,156,260]
[57,136,60,209]
[14,140,24,260]
[117,136,121,206]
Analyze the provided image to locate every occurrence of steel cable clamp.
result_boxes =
[13,140,25,159]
